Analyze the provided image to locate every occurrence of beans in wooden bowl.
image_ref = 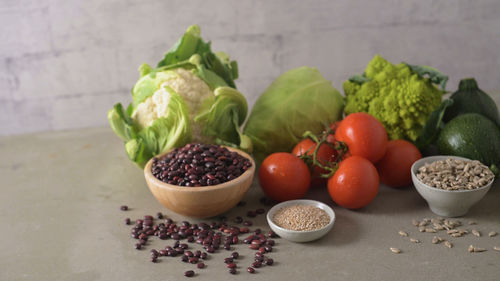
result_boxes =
[151,143,252,187]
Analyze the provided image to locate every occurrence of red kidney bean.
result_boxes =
[120,205,128,211]
[251,240,262,246]
[197,262,205,269]
[189,257,198,264]
[124,218,131,225]
[134,243,142,250]
[200,252,208,260]
[224,257,233,264]
[252,261,262,268]
[227,263,237,268]
[265,258,274,265]
[184,270,195,277]
[152,144,252,186]
[249,244,260,250]
[229,268,237,274]
[247,267,255,273]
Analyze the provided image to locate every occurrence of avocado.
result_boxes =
[437,113,500,168]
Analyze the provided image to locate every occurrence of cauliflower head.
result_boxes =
[132,68,215,143]
[344,55,446,141]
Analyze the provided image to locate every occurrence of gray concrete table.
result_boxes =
[1,95,500,281]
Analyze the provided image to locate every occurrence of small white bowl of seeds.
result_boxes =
[266,199,335,243]
[411,155,495,217]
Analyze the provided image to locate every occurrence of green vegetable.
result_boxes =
[343,54,448,141]
[443,78,500,126]
[244,67,344,163]
[108,25,250,168]
[437,113,500,172]
[414,99,454,150]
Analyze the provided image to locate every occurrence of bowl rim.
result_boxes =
[144,145,256,192]
[411,155,495,193]
[266,199,336,234]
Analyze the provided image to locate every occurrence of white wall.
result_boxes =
[1,0,499,135]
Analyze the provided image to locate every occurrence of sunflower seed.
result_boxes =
[410,238,420,243]
[493,246,500,251]
[425,228,437,233]
[468,245,486,253]
[390,247,401,254]
[444,241,453,248]
[432,236,444,244]
[488,231,497,237]
[433,223,444,230]
[419,221,428,227]
[472,229,481,237]
[398,231,408,237]
[468,245,474,253]
[418,226,426,232]
[412,220,420,226]
[447,229,459,234]
[451,233,463,238]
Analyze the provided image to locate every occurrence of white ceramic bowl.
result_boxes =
[411,155,494,217]
[266,199,335,242]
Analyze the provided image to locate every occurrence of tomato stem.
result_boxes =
[299,126,349,179]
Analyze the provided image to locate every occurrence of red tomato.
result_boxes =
[292,139,337,187]
[259,153,311,202]
[376,140,422,188]
[327,156,379,209]
[334,112,388,163]
[326,121,342,144]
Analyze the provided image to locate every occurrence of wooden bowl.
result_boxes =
[144,146,255,218]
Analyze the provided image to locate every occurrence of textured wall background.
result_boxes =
[1,0,499,136]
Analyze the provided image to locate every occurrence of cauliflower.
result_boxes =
[132,68,215,143]
[343,55,447,141]
[108,25,250,168]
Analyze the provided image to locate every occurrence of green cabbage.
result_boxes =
[108,25,250,168]
[244,67,344,162]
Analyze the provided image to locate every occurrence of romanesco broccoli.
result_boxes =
[344,55,447,141]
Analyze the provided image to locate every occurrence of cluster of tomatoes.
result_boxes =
[258,113,422,209]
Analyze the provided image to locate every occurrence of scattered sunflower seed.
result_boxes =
[418,226,426,232]
[433,223,444,230]
[468,245,486,253]
[493,246,500,251]
[432,236,444,244]
[451,233,463,238]
[425,228,437,233]
[410,238,420,243]
[390,247,401,254]
[488,231,497,237]
[412,220,419,226]
[472,229,481,237]
[444,241,453,248]
[398,231,408,237]
[419,221,428,227]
